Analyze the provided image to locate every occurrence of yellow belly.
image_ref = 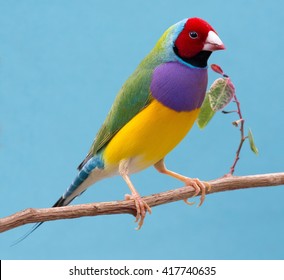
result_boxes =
[103,99,200,172]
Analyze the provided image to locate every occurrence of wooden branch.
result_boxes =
[1,172,284,233]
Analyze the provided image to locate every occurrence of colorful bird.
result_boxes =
[20,17,225,241]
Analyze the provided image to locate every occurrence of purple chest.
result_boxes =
[150,62,208,112]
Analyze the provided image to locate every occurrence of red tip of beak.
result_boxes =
[218,43,226,50]
[215,43,226,51]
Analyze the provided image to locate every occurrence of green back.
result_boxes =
[92,68,154,153]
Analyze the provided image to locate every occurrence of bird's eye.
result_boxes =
[189,31,198,39]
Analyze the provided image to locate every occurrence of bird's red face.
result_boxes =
[174,17,225,60]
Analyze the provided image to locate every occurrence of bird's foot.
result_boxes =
[125,193,152,230]
[183,178,211,207]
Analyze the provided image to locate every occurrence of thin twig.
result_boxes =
[228,94,247,175]
[0,172,284,233]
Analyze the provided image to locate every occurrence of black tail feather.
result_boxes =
[11,196,67,246]
[11,222,44,246]
[52,196,67,207]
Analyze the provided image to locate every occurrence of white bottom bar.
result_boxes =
[2,260,284,280]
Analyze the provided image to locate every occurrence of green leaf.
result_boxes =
[197,94,216,129]
[248,129,259,155]
[208,77,235,112]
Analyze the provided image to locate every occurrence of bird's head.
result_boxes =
[173,17,225,67]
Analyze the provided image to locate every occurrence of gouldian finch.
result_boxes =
[22,17,225,239]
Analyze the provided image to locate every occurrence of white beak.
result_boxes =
[203,30,225,51]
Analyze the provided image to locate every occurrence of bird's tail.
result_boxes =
[12,156,104,246]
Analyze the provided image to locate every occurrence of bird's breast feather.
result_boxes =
[150,61,208,112]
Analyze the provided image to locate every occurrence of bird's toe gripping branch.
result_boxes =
[125,192,152,230]
[153,159,211,207]
[183,178,211,206]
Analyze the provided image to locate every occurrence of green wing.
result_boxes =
[78,68,153,170]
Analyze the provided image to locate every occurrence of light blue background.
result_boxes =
[1,0,283,259]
